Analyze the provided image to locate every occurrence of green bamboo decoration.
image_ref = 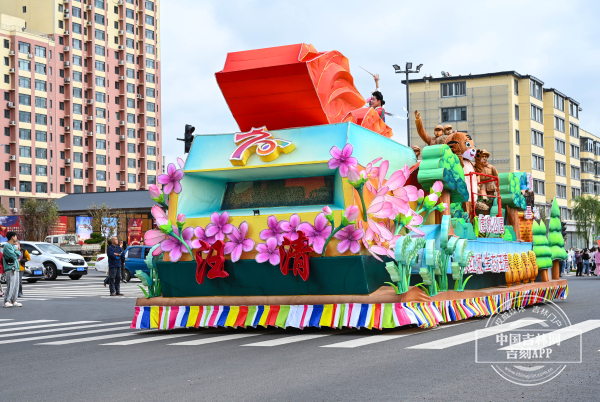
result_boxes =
[452,238,474,292]
[136,244,161,298]
[420,239,438,297]
[387,235,427,294]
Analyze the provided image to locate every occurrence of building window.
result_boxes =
[555,161,566,177]
[554,116,565,132]
[35,148,47,159]
[515,130,520,145]
[530,80,543,100]
[35,62,46,74]
[95,29,105,40]
[572,187,581,198]
[19,181,32,192]
[147,131,156,141]
[127,158,136,168]
[35,96,47,109]
[571,165,580,180]
[19,76,31,88]
[146,29,154,40]
[96,170,106,181]
[36,165,47,176]
[19,129,31,140]
[19,94,31,106]
[531,105,543,123]
[569,102,579,119]
[127,143,135,153]
[145,1,154,11]
[533,179,545,195]
[35,131,47,142]
[96,155,106,165]
[146,73,155,83]
[95,60,105,72]
[147,117,156,127]
[18,42,30,54]
[19,111,31,123]
[441,82,467,98]
[555,138,565,155]
[145,15,154,25]
[95,13,105,25]
[514,79,519,95]
[19,163,31,175]
[128,173,136,183]
[532,154,544,171]
[581,159,594,174]
[147,146,156,155]
[35,80,47,92]
[581,137,594,153]
[554,94,565,111]
[515,155,520,170]
[147,87,155,98]
[95,44,105,56]
[74,185,83,193]
[95,92,106,103]
[96,139,106,149]
[531,130,544,147]
[570,124,579,138]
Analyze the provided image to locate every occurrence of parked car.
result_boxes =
[44,234,102,261]
[95,254,108,274]
[2,241,89,280]
[123,245,152,282]
[0,261,46,284]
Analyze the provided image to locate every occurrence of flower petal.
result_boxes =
[297,222,316,237]
[210,212,220,225]
[172,169,184,181]
[182,227,194,241]
[312,236,326,254]
[221,223,234,234]
[385,169,408,190]
[349,240,361,254]
[167,163,176,177]
[194,226,205,239]
[328,159,341,170]
[314,213,328,231]
[341,143,354,158]
[329,146,342,159]
[239,221,248,240]
[161,237,178,252]
[163,182,174,195]
[144,230,165,246]
[224,241,237,255]
[256,252,270,264]
[290,214,300,227]
[268,253,280,266]
[228,226,241,242]
[219,211,230,226]
[205,224,219,238]
[157,175,171,185]
[177,157,185,169]
[231,245,243,262]
[266,237,278,251]
[169,246,182,262]
[173,181,183,194]
[241,238,255,252]
[337,239,351,253]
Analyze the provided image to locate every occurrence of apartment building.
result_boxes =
[405,71,586,247]
[0,0,161,213]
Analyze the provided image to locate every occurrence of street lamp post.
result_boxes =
[393,62,422,147]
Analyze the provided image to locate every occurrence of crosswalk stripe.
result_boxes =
[0,321,131,344]
[100,329,226,346]
[0,320,56,328]
[0,321,96,334]
[17,298,50,301]
[19,296,74,299]
[38,331,136,345]
[406,318,544,350]
[171,332,264,346]
[499,320,600,351]
[241,330,348,347]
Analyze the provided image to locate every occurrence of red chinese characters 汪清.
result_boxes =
[279,231,314,281]
[195,240,227,285]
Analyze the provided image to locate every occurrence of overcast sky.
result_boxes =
[159,0,600,167]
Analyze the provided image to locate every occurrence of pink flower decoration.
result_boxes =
[176,214,185,223]
[344,205,359,222]
[224,221,255,262]
[432,180,444,193]
[335,225,364,254]
[205,211,233,242]
[328,144,358,177]
[417,189,425,199]
[280,213,303,241]
[260,215,285,245]
[255,237,280,266]
[405,212,425,237]
[151,205,169,227]
[148,184,161,199]
[298,213,332,254]
[144,230,166,256]
[323,206,333,216]
[157,162,184,195]
[191,226,216,249]
[161,226,193,262]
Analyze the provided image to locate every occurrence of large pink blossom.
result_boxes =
[205,211,233,242]
[259,215,285,245]
[335,225,364,254]
[224,222,255,262]
[144,229,166,256]
[161,227,193,262]
[255,237,280,266]
[192,226,216,250]
[157,162,184,195]
[328,144,358,177]
[151,205,169,227]
[298,213,332,254]
[149,184,161,199]
[280,213,303,241]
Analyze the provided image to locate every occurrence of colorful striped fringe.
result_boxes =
[131,285,568,330]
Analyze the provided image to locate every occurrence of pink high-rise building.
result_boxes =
[0,0,161,213]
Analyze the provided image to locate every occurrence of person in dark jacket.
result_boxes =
[582,248,591,276]
[575,249,582,276]
[106,236,124,296]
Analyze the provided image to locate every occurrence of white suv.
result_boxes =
[18,241,89,280]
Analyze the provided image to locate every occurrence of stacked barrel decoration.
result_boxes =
[518,212,533,242]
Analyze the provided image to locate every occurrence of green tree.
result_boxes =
[19,199,59,241]
[549,198,568,260]
[86,203,121,253]
[532,220,552,270]
[572,195,600,248]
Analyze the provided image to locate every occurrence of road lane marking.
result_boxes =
[241,330,349,347]
[0,322,131,344]
[100,329,226,345]
[407,318,544,350]
[0,320,56,328]
[171,332,265,346]
[499,320,600,351]
[38,331,137,345]
[0,321,96,333]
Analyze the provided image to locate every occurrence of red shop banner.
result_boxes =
[128,218,143,245]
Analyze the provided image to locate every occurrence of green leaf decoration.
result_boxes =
[499,172,527,210]
[462,250,474,267]
[145,244,160,270]
[451,262,461,280]
[440,215,450,249]
[413,283,430,297]
[533,220,553,269]
[462,275,474,289]
[385,261,401,283]
[137,284,149,299]
[385,282,400,294]
[135,270,153,288]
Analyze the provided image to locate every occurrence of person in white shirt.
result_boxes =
[566,248,574,275]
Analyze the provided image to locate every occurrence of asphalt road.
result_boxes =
[0,270,598,402]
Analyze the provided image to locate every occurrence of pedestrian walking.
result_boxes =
[566,248,574,275]
[575,249,583,276]
[0,248,4,297]
[582,248,591,276]
[107,236,124,296]
[594,247,600,277]
[3,232,22,307]
[16,241,29,297]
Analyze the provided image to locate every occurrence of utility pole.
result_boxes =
[393,63,422,147]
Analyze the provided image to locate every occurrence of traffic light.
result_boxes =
[177,124,195,154]
[560,221,567,238]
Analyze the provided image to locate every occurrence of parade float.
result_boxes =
[131,43,567,331]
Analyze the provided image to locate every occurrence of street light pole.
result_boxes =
[393,62,422,148]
